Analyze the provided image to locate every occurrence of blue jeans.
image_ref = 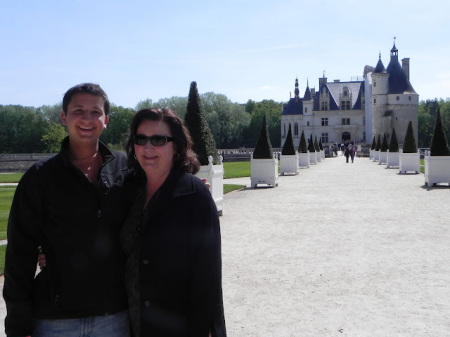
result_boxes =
[33,310,130,337]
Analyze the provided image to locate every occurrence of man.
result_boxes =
[3,83,137,337]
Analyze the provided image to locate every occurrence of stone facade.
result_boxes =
[281,42,418,150]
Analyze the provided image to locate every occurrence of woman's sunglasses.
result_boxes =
[134,134,176,146]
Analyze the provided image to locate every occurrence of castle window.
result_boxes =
[321,118,328,126]
[305,107,308,113]
[374,81,376,87]
[409,96,411,101]
[294,123,299,136]
[374,98,376,104]
[307,121,310,127]
[322,133,329,143]
[341,100,351,110]
[396,96,400,101]
[321,101,328,111]
[342,118,350,125]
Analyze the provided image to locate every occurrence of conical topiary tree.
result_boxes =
[388,128,399,152]
[429,108,450,156]
[184,81,219,165]
[281,124,296,155]
[314,136,320,152]
[298,130,307,153]
[253,114,273,159]
[371,135,376,150]
[402,121,418,153]
[319,138,323,151]
[375,134,381,151]
[380,134,389,152]
[308,134,315,152]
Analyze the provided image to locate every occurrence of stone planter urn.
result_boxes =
[424,152,450,186]
[379,151,387,165]
[316,150,323,162]
[309,151,317,165]
[374,150,380,162]
[251,153,279,188]
[386,151,400,168]
[399,150,420,174]
[196,155,224,215]
[298,152,309,168]
[280,152,299,175]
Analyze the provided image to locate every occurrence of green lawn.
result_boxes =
[0,186,15,240]
[0,244,6,274]
[0,172,23,183]
[223,161,250,178]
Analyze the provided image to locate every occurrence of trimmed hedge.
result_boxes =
[402,121,417,153]
[380,134,389,152]
[388,128,399,152]
[281,124,296,155]
[184,81,219,165]
[253,114,274,159]
[429,108,450,156]
[298,130,307,153]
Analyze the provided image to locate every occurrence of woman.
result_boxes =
[121,108,227,337]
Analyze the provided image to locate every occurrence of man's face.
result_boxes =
[60,93,109,145]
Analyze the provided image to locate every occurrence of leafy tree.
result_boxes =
[418,104,434,148]
[388,128,399,152]
[153,96,188,118]
[243,100,281,148]
[281,124,295,155]
[245,99,256,114]
[252,114,273,159]
[184,81,219,165]
[41,122,67,152]
[38,103,63,123]
[380,134,389,152]
[135,98,154,111]
[403,121,418,153]
[101,105,135,148]
[298,130,307,153]
[0,105,47,153]
[200,92,249,148]
[429,108,450,156]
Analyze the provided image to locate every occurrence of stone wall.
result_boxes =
[0,154,53,172]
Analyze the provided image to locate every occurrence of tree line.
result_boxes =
[0,95,448,154]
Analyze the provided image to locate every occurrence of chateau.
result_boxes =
[281,42,419,150]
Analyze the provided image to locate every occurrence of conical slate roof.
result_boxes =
[373,54,386,73]
[386,43,416,94]
[304,81,312,100]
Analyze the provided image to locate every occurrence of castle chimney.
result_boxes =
[402,58,410,81]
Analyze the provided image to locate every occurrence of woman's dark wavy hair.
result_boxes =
[126,108,200,175]
[62,83,110,115]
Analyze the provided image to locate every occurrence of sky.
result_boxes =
[1,0,450,109]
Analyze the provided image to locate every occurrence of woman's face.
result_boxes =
[134,119,176,181]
